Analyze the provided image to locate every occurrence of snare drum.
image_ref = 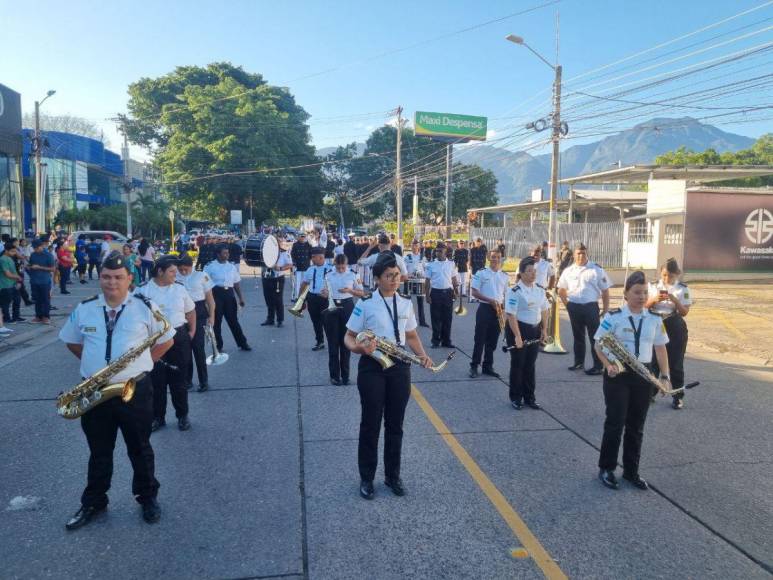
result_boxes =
[407,278,425,296]
[244,234,279,268]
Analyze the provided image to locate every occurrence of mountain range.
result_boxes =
[317,117,756,204]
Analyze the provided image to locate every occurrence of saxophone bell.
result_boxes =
[288,285,310,318]
[205,325,229,366]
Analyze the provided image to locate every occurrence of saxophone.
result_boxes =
[355,330,454,373]
[56,308,171,419]
[322,277,339,313]
[494,301,506,333]
[597,332,683,396]
[288,284,310,318]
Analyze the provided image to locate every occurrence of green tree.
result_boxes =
[321,143,362,228]
[120,63,324,223]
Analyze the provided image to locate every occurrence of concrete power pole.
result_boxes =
[395,106,403,246]
[122,133,133,238]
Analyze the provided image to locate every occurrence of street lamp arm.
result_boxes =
[506,35,555,70]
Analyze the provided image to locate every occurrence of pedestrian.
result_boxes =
[138,239,155,282]
[58,252,174,529]
[343,232,358,267]
[56,240,74,295]
[424,244,458,349]
[469,249,509,379]
[86,237,102,280]
[122,244,141,288]
[75,235,88,284]
[136,255,196,432]
[27,239,56,324]
[557,242,610,375]
[557,241,572,279]
[344,252,434,500]
[469,237,488,275]
[496,239,506,259]
[204,244,251,352]
[177,254,215,392]
[595,271,671,491]
[0,244,23,327]
[389,233,403,256]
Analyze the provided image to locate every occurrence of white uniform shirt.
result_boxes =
[347,291,417,345]
[557,261,611,303]
[59,294,175,383]
[594,304,669,364]
[325,270,362,299]
[360,251,408,276]
[135,280,195,328]
[204,260,241,288]
[177,270,214,302]
[100,240,111,260]
[265,251,292,279]
[403,252,425,277]
[303,264,333,295]
[534,259,554,288]
[471,267,509,303]
[648,280,693,317]
[334,244,345,257]
[505,281,549,325]
[424,260,457,290]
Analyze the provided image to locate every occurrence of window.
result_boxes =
[663,224,684,245]
[628,220,652,243]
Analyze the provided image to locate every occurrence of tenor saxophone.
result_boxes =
[355,330,454,373]
[56,308,171,419]
[288,284,310,318]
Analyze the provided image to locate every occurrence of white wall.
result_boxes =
[647,179,687,214]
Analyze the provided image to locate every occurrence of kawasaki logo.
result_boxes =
[744,208,773,244]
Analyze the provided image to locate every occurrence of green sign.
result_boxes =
[414,111,487,141]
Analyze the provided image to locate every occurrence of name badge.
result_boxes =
[623,327,634,333]
[83,326,97,333]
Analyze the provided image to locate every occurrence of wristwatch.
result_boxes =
[660,375,670,381]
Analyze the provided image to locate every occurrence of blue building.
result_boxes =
[21,129,125,230]
[0,83,23,237]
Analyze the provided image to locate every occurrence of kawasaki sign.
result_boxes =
[414,111,487,142]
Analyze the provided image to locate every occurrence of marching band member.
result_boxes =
[59,252,174,529]
[136,256,196,432]
[505,257,549,409]
[469,250,509,379]
[453,239,470,297]
[646,258,692,410]
[321,254,364,384]
[298,247,330,351]
[359,234,408,289]
[422,239,434,262]
[531,243,555,289]
[594,271,670,491]
[424,244,458,349]
[204,245,251,353]
[344,252,433,500]
[261,244,293,328]
[557,242,610,375]
[343,232,359,269]
[403,240,428,327]
[177,255,215,393]
[290,232,312,301]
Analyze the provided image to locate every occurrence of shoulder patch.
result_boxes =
[174,280,185,286]
[81,295,98,304]
[608,307,622,314]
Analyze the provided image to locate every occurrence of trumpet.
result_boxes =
[205,325,229,366]
[288,284,310,318]
[454,287,467,316]
[355,330,454,373]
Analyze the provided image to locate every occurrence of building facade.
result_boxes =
[0,83,23,237]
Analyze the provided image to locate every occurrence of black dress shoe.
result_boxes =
[584,367,603,376]
[65,505,106,530]
[239,344,252,351]
[260,320,274,326]
[276,321,283,328]
[568,363,584,371]
[151,418,166,432]
[384,477,405,497]
[61,290,71,295]
[141,498,161,523]
[342,378,350,385]
[185,383,194,391]
[481,368,501,379]
[623,473,649,490]
[672,397,684,410]
[312,342,325,351]
[178,416,191,431]
[197,383,209,392]
[430,343,440,349]
[526,401,541,410]
[511,401,523,410]
[11,317,26,323]
[331,377,342,385]
[598,469,619,489]
[359,480,375,500]
[469,367,479,378]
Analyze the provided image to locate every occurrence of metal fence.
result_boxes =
[470,221,624,267]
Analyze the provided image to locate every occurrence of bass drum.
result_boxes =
[244,234,280,268]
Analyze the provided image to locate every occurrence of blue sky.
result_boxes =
[2,0,771,160]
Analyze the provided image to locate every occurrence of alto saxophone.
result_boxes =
[355,330,454,373]
[494,301,506,333]
[57,308,171,419]
[288,284,310,318]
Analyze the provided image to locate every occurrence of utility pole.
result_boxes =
[412,175,419,226]
[122,132,133,238]
[395,106,403,246]
[444,144,453,236]
[548,64,562,262]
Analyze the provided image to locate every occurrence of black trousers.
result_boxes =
[357,356,411,482]
[79,375,159,508]
[506,321,541,403]
[262,276,285,323]
[652,315,688,399]
[471,302,500,369]
[152,327,191,420]
[31,283,51,318]
[307,293,326,345]
[598,371,651,474]
[429,288,453,346]
[58,264,71,292]
[87,259,101,279]
[187,301,209,387]
[566,301,602,368]
[323,299,354,380]
[212,286,248,350]
[403,282,426,325]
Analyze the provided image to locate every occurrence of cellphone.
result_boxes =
[659,290,668,299]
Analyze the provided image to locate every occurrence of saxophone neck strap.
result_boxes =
[627,315,643,358]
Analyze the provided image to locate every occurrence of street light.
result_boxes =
[506,33,563,262]
[34,89,57,234]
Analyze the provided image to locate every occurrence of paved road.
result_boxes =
[1,273,771,579]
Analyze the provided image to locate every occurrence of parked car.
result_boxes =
[68,230,128,253]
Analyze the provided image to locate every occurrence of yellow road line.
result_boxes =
[711,310,745,340]
[411,385,568,580]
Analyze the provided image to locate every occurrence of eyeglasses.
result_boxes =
[382,272,401,281]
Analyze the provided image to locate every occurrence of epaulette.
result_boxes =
[138,281,148,287]
[536,283,545,290]
[608,307,622,314]
[174,280,185,286]
[678,281,688,287]
[134,293,153,310]
[511,285,521,292]
[81,295,98,304]
[360,293,373,301]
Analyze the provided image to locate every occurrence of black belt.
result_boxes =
[431,287,453,292]
[333,298,353,306]
[517,319,541,329]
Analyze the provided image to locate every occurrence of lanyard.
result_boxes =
[103,305,126,363]
[628,315,643,357]
[380,291,401,345]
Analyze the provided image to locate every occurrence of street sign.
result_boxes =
[230,210,243,225]
[414,111,487,141]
